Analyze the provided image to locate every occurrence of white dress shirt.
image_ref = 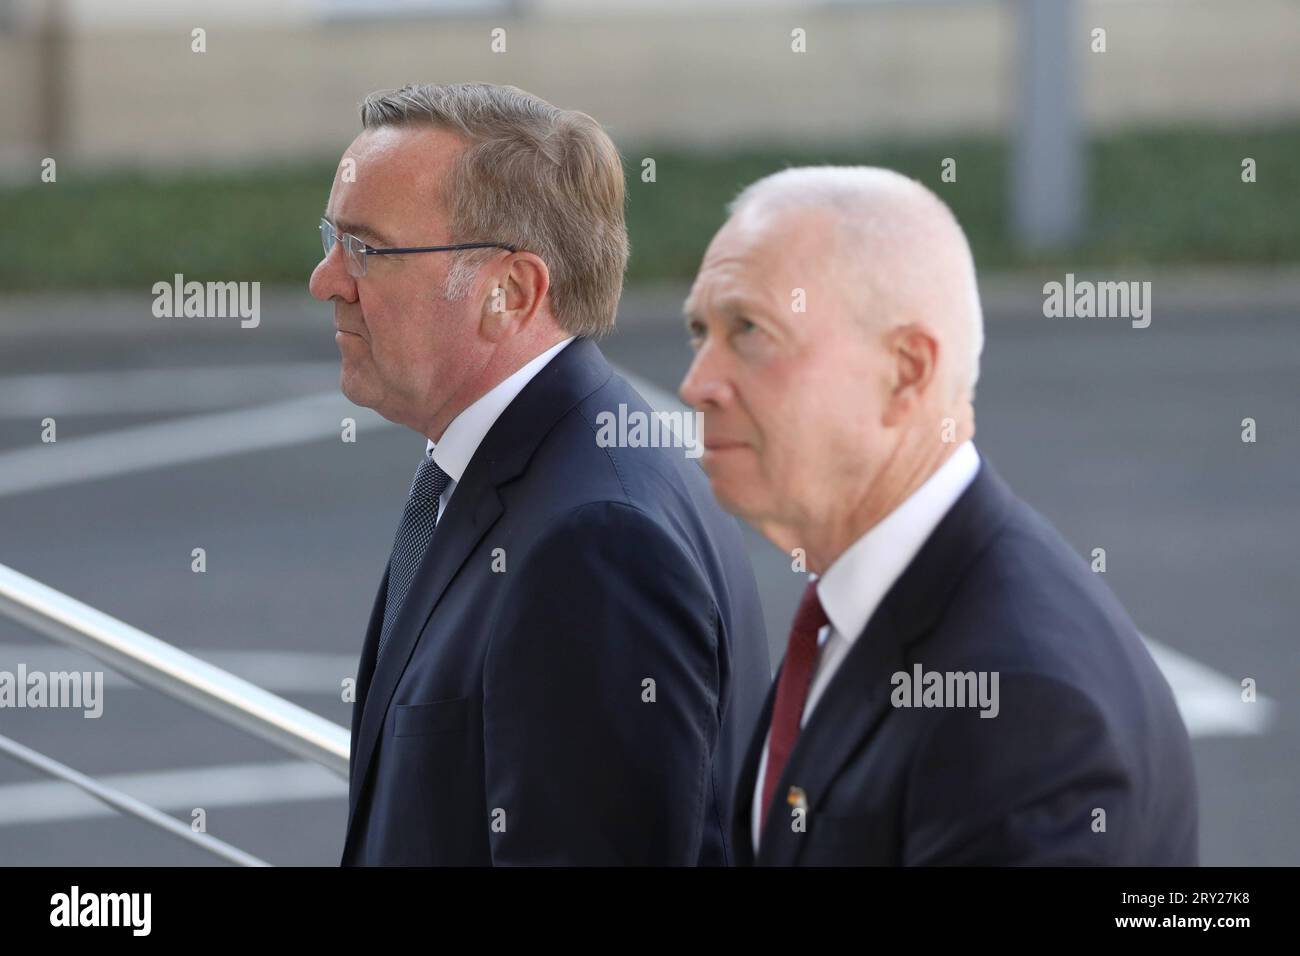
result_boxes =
[422,336,575,522]
[752,440,981,851]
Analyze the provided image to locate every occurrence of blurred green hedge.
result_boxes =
[2,124,1296,292]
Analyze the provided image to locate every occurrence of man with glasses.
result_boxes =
[310,83,770,866]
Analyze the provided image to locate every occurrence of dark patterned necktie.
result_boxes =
[375,453,451,663]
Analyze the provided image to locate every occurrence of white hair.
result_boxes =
[440,256,481,301]
[728,166,984,399]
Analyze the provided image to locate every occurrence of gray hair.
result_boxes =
[729,166,984,399]
[360,82,628,338]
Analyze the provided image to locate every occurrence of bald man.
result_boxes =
[679,166,1197,866]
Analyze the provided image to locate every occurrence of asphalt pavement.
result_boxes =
[0,282,1295,865]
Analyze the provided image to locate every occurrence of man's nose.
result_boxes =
[309,247,358,304]
[679,344,732,410]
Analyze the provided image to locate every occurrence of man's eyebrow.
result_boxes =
[323,213,394,247]
[710,296,764,320]
[682,295,758,328]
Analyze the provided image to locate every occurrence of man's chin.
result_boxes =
[706,474,757,521]
[338,368,374,410]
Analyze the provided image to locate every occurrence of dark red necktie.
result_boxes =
[760,579,829,833]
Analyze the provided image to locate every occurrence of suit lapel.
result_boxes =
[342,338,613,854]
[752,459,1017,865]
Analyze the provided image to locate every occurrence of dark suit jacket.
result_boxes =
[341,337,770,865]
[734,459,1198,865]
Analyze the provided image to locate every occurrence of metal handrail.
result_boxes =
[0,561,350,775]
[0,731,270,866]
[0,560,352,865]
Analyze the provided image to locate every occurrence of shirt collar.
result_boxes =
[424,336,575,481]
[816,440,981,646]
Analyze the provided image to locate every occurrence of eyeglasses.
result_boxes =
[319,218,519,278]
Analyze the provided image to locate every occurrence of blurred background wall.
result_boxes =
[2,0,1298,293]
[1,0,1297,171]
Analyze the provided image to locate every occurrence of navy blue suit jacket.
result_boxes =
[733,459,1198,865]
[341,337,770,865]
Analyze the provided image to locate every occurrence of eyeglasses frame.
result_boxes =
[319,217,519,277]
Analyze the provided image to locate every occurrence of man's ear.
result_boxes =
[881,323,939,427]
[479,252,550,343]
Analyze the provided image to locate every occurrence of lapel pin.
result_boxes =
[786,786,808,811]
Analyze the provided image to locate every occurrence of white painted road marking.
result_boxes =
[0,390,397,498]
[0,362,341,417]
[1142,636,1273,737]
[0,363,671,500]
[0,760,345,827]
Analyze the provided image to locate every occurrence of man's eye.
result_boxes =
[734,317,756,334]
